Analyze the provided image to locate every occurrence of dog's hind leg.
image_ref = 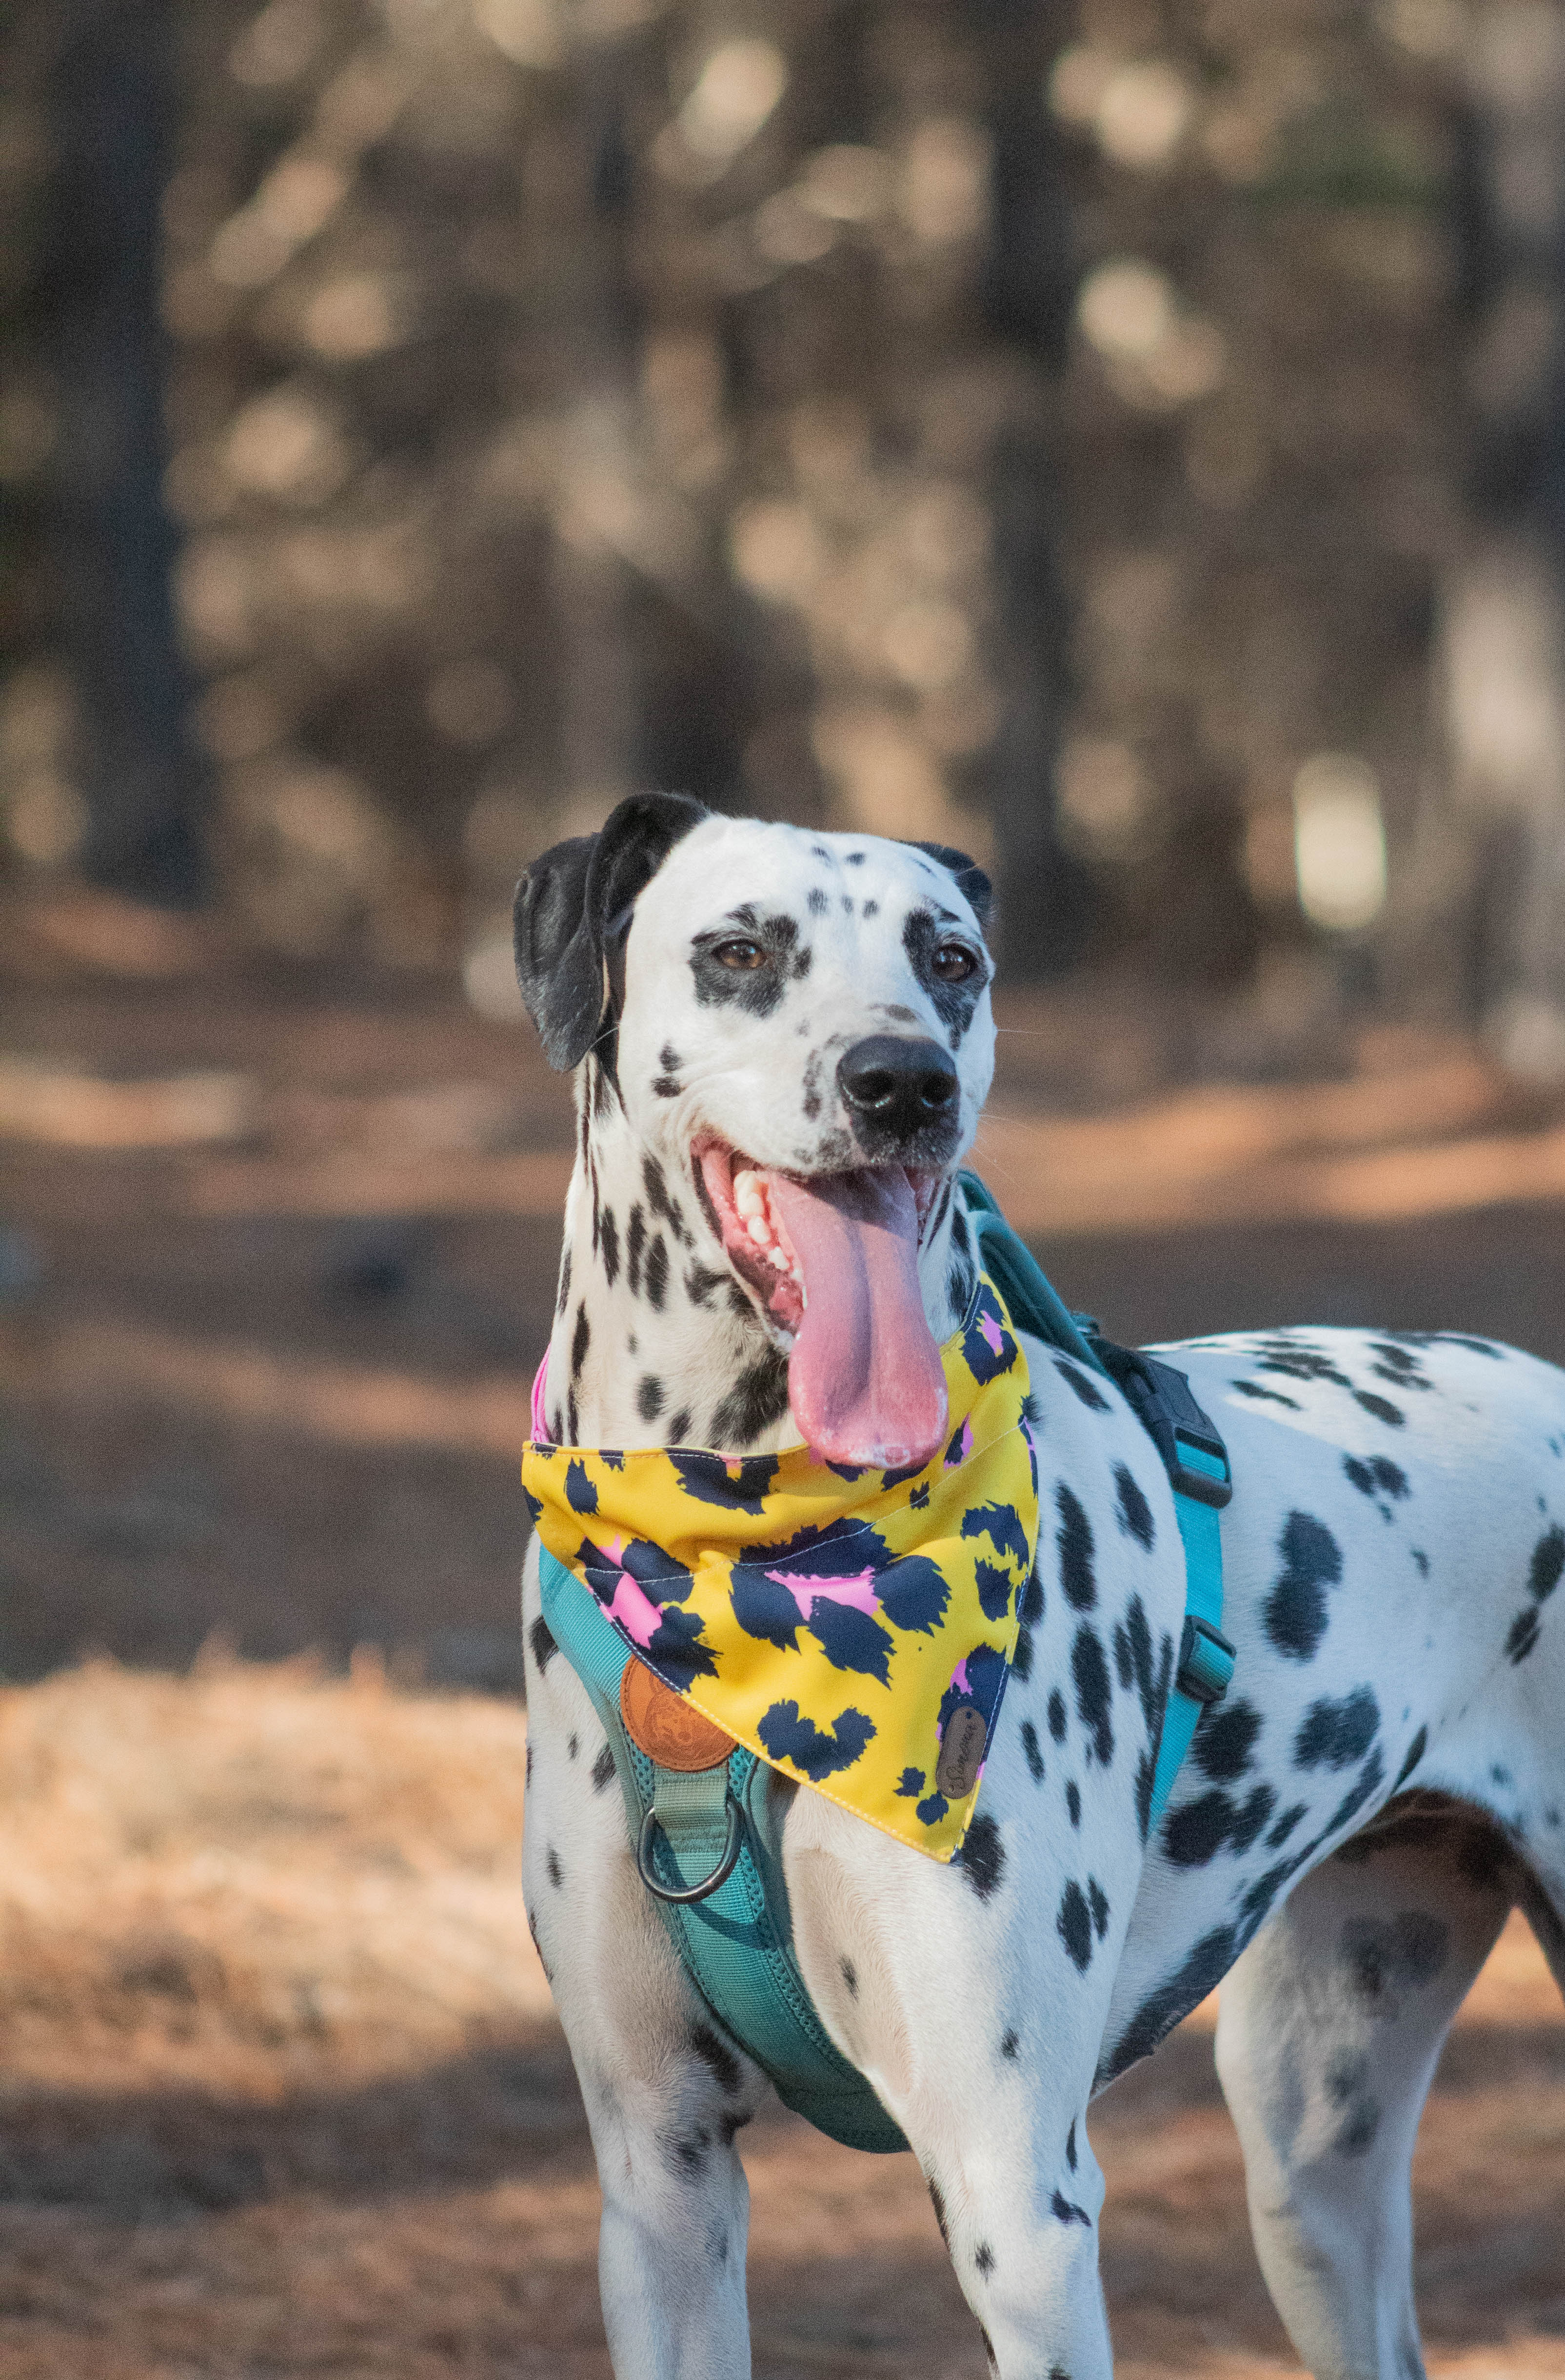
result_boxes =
[1214,1805,1514,2380]
[523,1570,767,2379]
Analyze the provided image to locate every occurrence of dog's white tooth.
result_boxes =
[767,1246,789,1269]
[734,1172,762,1216]
[746,1214,772,1246]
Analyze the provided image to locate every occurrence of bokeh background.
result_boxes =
[1,2,1564,2375]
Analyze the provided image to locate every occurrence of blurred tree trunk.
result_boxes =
[47,0,208,903]
[1420,1,1565,1078]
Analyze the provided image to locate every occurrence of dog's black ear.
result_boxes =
[905,840,993,932]
[514,793,709,1069]
[514,832,601,1069]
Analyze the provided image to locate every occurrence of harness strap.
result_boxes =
[538,1547,909,2154]
[960,1172,1235,1834]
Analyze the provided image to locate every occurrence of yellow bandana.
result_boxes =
[523,1276,1039,1860]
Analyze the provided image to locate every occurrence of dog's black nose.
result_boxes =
[838,1035,959,1147]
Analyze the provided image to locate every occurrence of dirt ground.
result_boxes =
[1,895,1563,2376]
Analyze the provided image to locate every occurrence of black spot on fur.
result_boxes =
[626,1206,646,1296]
[1390,1725,1427,1792]
[1057,1485,1097,1611]
[807,885,829,915]
[1051,2192,1091,2226]
[668,1407,692,1444]
[1164,1782,1278,1867]
[1344,1453,1409,1504]
[710,1350,791,1446]
[690,2021,742,2096]
[1066,1782,1081,1827]
[570,1301,590,1379]
[591,1741,616,1793]
[1058,1880,1093,1972]
[666,2124,710,2177]
[641,1153,692,1247]
[1000,2028,1019,2060]
[1264,1511,1344,1660]
[1295,1686,1380,1771]
[1021,1720,1045,1782]
[1231,1378,1302,1410]
[1072,1625,1113,1765]
[546,1845,562,1888]
[1054,1357,1110,1412]
[1353,1391,1405,1427]
[567,1732,577,1760]
[637,1374,665,1422]
[839,1957,858,2000]
[528,1615,558,1674]
[599,1207,620,1286]
[961,1813,1006,1899]
[974,2241,994,2276]
[683,1262,727,1308]
[645,1235,669,1310]
[652,1074,681,1098]
[1065,2119,1078,2170]
[1113,1463,1155,1549]
[1020,1568,1044,1627]
[1088,1878,1109,1938]
[1193,1698,1262,1784]
[1048,1688,1068,1744]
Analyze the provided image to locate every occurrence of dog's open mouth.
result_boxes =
[696,1140,949,1471]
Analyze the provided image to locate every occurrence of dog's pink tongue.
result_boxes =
[767,1168,948,1470]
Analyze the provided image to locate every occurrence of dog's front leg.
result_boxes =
[523,1564,767,2379]
[785,1798,1119,2380]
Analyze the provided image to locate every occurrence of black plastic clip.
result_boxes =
[1177,1613,1237,1705]
[1090,1342,1233,1512]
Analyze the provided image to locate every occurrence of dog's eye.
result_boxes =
[931,942,977,983]
[713,938,766,971]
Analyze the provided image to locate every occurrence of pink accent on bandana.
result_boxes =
[604,1571,662,1648]
[765,1567,882,1622]
[979,1310,1005,1357]
[946,1418,973,1469]
[531,1355,551,1442]
[949,1654,972,1700]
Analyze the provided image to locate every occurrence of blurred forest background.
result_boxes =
[5,0,1565,1067]
[3,13,1565,2373]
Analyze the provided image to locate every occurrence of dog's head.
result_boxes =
[515,796,996,1467]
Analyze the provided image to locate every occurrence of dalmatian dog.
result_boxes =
[515,793,1565,2380]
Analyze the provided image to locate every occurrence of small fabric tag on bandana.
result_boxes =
[523,1275,1040,1861]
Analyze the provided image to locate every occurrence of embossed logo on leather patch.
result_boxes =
[935,1701,988,1800]
[620,1661,733,1772]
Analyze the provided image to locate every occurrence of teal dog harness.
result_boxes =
[536,1175,1234,2156]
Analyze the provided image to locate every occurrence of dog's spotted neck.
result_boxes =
[541,1056,974,1454]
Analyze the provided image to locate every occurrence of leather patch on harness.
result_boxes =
[936,1702,988,1801]
[620,1661,733,1772]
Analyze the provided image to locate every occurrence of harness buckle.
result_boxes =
[1095,1345,1234,1511]
[1177,1613,1236,1706]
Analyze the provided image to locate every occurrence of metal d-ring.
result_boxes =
[637,1790,743,1904]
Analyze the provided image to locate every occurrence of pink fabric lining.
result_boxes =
[530,1354,551,1442]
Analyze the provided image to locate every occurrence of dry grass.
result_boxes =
[0,1660,1559,2379]
[0,1655,547,2094]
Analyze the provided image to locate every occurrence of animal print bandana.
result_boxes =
[522,1275,1039,1861]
